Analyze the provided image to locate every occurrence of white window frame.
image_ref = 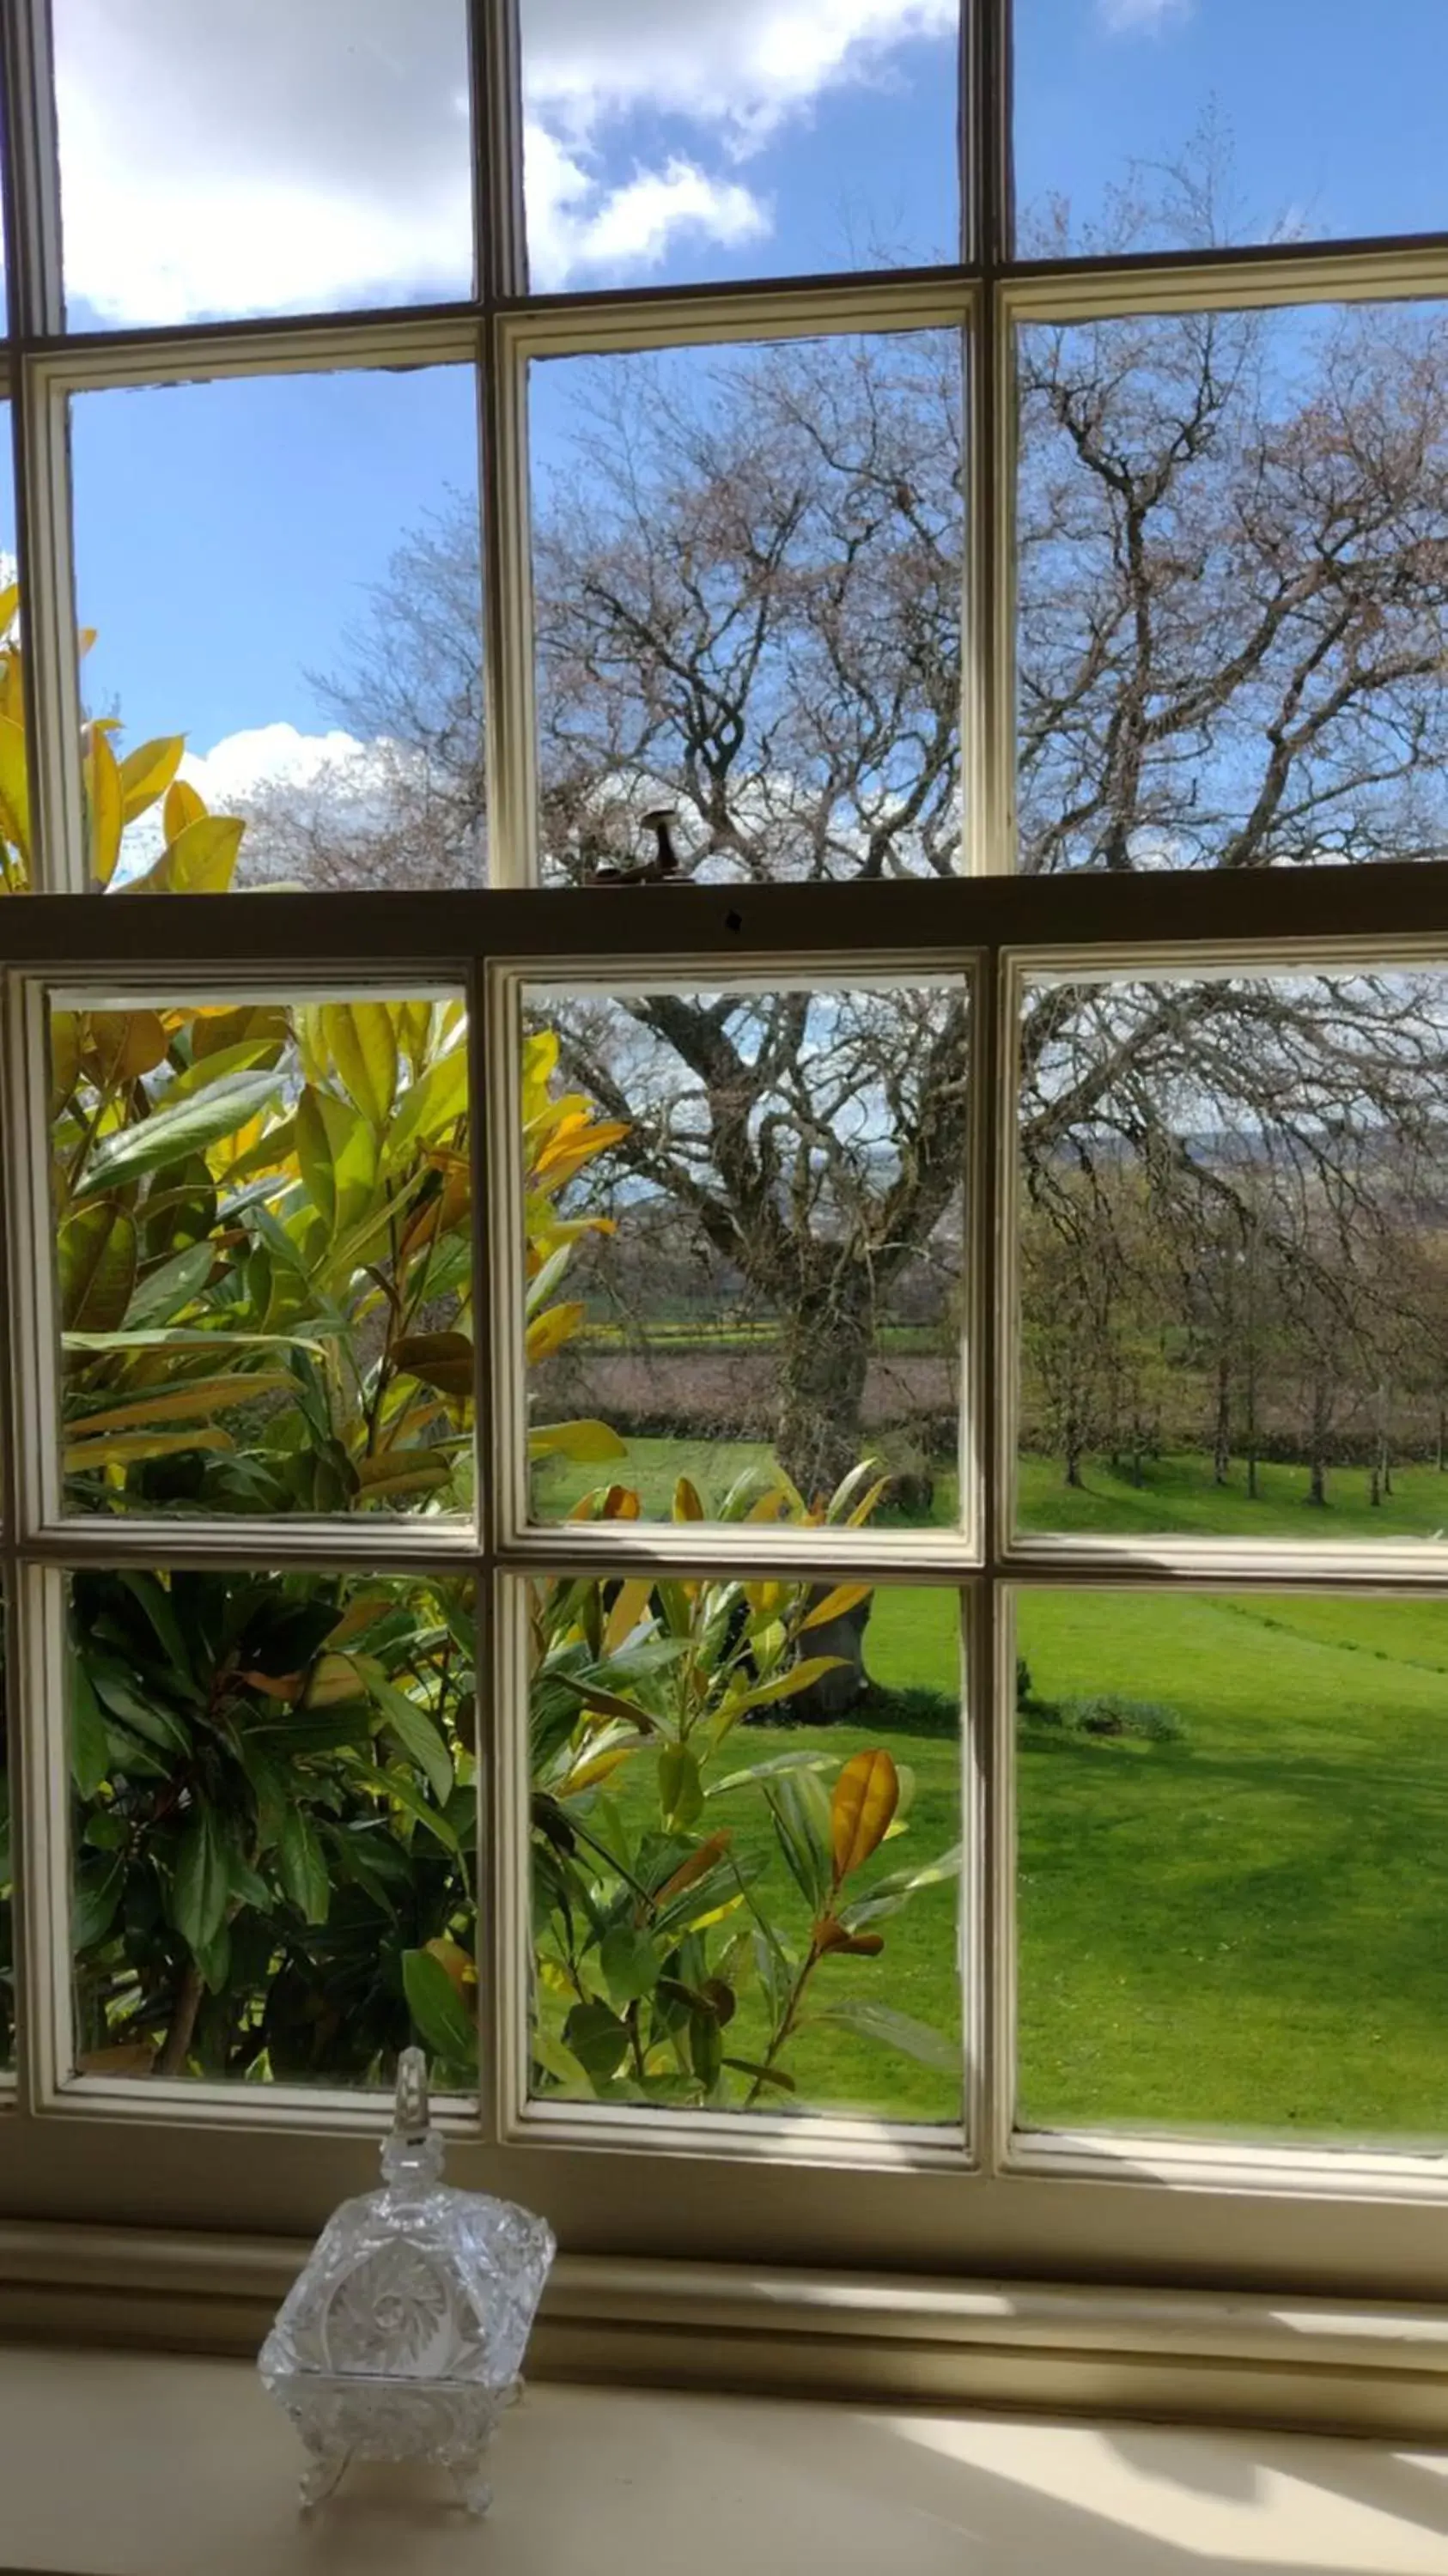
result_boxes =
[1,0,1447,2378]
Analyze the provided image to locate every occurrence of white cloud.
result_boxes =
[1096,0,1192,30]
[525,131,770,289]
[55,0,950,319]
[177,723,374,810]
[524,0,955,140]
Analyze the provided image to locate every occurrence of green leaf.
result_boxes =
[193,1918,233,1994]
[172,1807,230,1954]
[296,1084,377,1240]
[764,1768,833,1914]
[734,1655,846,1714]
[402,1946,478,2073]
[276,1807,330,1924]
[121,1241,216,1328]
[350,1761,461,1852]
[599,1923,661,2008]
[384,1044,468,1167]
[368,1671,454,1807]
[58,1202,137,1332]
[530,2028,589,2091]
[808,1997,960,2074]
[75,1069,285,1196]
[70,1658,110,1795]
[72,1856,125,1950]
[708,1749,835,1797]
[837,1845,962,1932]
[563,1997,630,2089]
[657,1741,703,1831]
[87,1659,191,1754]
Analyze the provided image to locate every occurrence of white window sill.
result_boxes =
[3,2346,1447,2576]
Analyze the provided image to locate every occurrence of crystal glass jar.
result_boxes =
[259,2049,555,2512]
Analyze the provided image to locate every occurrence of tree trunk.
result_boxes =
[1213,1353,1232,1485]
[1064,1407,1084,1488]
[1307,1376,1331,1507]
[776,1289,873,1508]
[1438,1398,1446,1473]
[776,1288,875,1716]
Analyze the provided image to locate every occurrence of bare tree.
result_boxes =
[236,165,1448,1683]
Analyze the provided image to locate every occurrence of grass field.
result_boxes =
[535,1438,1448,2143]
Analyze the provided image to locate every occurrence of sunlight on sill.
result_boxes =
[884,2415,1448,2573]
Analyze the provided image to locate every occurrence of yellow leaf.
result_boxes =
[528,1418,627,1462]
[162,776,206,840]
[830,1748,900,1884]
[64,1426,234,1469]
[192,1004,288,1060]
[847,1475,892,1529]
[0,646,23,725]
[354,1449,452,1498]
[743,1580,785,1618]
[49,1009,81,1110]
[304,1650,381,1708]
[86,1008,168,1084]
[58,1200,137,1331]
[526,1301,584,1364]
[392,1330,474,1402]
[0,711,31,870]
[86,725,124,886]
[604,1577,654,1655]
[125,813,244,896]
[654,1829,733,1906]
[813,1917,885,1957]
[67,1373,289,1437]
[321,1001,399,1128]
[0,584,18,638]
[118,735,185,827]
[423,1934,478,1998]
[672,1476,704,1522]
[800,1581,873,1632]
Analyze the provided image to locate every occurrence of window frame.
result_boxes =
[0,0,1446,2318]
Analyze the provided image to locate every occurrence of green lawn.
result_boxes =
[535,1438,1448,2143]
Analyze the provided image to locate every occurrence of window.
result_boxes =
[3,0,1448,2322]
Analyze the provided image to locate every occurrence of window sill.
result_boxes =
[4,2221,1448,2443]
[2,2342,1447,2576]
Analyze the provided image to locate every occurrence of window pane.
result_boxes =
[1014,0,1447,256]
[531,331,965,884]
[68,1567,475,2087]
[1016,963,1448,1540]
[1017,302,1448,875]
[0,1588,10,2072]
[520,2,958,291]
[50,988,473,1521]
[56,0,472,327]
[523,983,967,1529]
[70,367,484,893]
[526,1573,963,2123]
[1016,1587,1448,2147]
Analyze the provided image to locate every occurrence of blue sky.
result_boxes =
[17,0,1448,824]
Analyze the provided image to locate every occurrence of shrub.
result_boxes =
[1055,1694,1186,1744]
